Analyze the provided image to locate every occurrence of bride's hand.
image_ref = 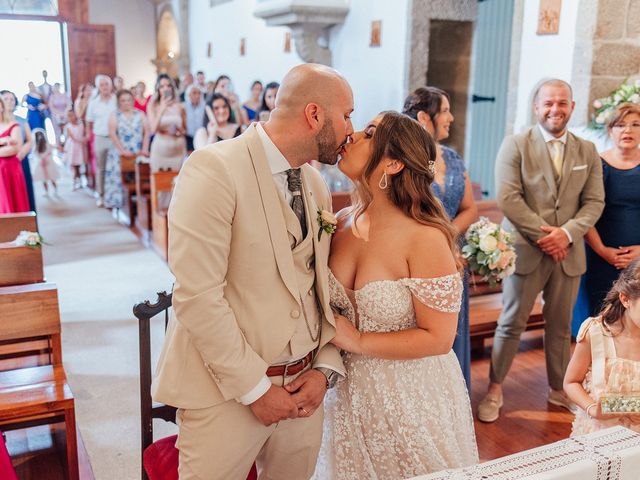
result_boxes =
[330,314,363,354]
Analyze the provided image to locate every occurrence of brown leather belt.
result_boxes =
[266,351,314,377]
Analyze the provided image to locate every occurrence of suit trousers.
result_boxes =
[489,255,580,391]
[176,366,323,480]
[93,135,112,197]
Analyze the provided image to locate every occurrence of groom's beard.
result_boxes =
[316,119,340,166]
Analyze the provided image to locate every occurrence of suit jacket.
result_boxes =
[495,126,604,277]
[152,124,344,409]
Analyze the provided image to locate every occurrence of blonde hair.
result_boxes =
[599,258,640,334]
[608,103,640,130]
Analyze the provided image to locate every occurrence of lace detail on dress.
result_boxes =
[402,273,463,313]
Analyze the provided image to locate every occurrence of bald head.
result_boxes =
[533,79,573,103]
[274,63,352,115]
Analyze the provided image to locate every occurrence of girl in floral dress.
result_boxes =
[565,258,640,435]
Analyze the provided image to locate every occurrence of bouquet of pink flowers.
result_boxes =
[462,217,516,287]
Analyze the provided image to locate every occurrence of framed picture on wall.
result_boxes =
[537,0,561,35]
[370,20,382,47]
[284,32,291,53]
[240,38,246,56]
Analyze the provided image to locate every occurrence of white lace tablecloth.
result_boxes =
[411,426,640,480]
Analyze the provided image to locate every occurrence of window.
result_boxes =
[0,0,59,16]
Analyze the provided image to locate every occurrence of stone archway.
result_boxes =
[154,6,181,78]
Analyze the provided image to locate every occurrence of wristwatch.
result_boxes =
[315,367,340,389]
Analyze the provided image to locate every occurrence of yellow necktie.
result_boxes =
[551,140,563,177]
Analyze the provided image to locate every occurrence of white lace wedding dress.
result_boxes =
[315,271,478,479]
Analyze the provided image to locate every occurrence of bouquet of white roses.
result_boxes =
[14,231,45,248]
[461,217,516,287]
[591,78,640,130]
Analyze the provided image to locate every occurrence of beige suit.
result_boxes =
[152,124,344,479]
[490,126,604,389]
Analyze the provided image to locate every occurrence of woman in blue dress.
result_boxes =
[23,82,45,131]
[104,90,150,210]
[2,90,36,212]
[403,86,478,389]
[583,103,640,315]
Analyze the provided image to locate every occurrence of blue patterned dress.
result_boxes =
[104,110,143,209]
[431,145,471,389]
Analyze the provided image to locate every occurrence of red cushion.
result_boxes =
[143,435,257,480]
[0,432,18,480]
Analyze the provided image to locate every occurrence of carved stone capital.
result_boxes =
[254,0,349,65]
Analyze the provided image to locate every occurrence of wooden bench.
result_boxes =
[0,283,78,480]
[151,171,178,261]
[135,162,152,233]
[0,244,44,287]
[0,212,38,242]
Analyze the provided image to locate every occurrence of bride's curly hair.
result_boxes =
[351,111,460,268]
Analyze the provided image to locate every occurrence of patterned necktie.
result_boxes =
[551,140,563,178]
[286,168,307,238]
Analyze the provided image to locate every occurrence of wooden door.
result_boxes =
[66,23,115,98]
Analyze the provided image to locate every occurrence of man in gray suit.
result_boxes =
[477,79,605,422]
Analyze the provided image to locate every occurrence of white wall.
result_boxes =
[512,0,580,133]
[89,0,157,89]
[188,0,411,129]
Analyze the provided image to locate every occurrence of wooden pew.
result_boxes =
[0,244,44,287]
[0,283,78,480]
[468,200,545,353]
[135,162,152,233]
[0,212,38,242]
[120,155,138,228]
[151,171,178,261]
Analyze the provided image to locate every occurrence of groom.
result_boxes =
[152,64,353,479]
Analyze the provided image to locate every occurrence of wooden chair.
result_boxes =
[120,155,138,227]
[136,162,152,233]
[0,212,38,243]
[135,291,257,480]
[150,171,178,261]
[0,283,78,480]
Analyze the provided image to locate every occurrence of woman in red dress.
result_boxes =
[0,97,29,213]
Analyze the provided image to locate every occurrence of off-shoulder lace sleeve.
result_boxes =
[402,273,463,313]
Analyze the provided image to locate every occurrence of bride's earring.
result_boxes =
[378,171,388,190]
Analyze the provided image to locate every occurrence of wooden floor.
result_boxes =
[5,331,570,478]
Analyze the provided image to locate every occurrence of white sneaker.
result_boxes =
[548,389,577,413]
[96,198,104,207]
[477,393,503,423]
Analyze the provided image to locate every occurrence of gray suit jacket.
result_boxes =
[495,126,604,277]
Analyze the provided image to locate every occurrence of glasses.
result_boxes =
[612,123,640,130]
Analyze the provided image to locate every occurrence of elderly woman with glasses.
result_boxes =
[584,103,640,315]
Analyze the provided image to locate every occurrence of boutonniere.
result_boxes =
[316,209,337,241]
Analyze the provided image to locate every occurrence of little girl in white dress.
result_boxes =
[31,129,60,196]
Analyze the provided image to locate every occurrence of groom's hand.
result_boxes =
[249,385,299,426]
[285,369,327,418]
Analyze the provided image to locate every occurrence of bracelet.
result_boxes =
[586,402,598,418]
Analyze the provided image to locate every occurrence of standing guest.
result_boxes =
[75,83,96,188]
[37,70,52,102]
[113,76,125,92]
[183,85,205,152]
[477,79,605,423]
[243,81,263,123]
[0,97,28,213]
[104,89,150,210]
[86,74,117,206]
[48,83,71,147]
[583,103,640,315]
[64,109,88,190]
[133,82,151,113]
[147,74,186,172]
[258,81,279,122]
[31,129,59,197]
[179,72,194,102]
[23,82,46,131]
[211,74,246,125]
[195,70,207,93]
[1,90,36,212]
[564,258,640,435]
[193,93,241,149]
[402,86,478,389]
[74,83,94,121]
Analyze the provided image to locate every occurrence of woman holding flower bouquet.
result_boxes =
[402,86,478,388]
[315,112,477,479]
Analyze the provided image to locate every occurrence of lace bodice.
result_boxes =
[328,270,463,333]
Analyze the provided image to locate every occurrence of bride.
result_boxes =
[315,112,478,479]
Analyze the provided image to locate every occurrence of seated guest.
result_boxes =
[583,103,640,315]
[258,81,279,122]
[242,80,262,122]
[104,89,150,210]
[565,258,640,435]
[193,93,241,149]
[0,96,28,213]
[147,74,186,173]
[402,86,478,389]
[183,85,205,152]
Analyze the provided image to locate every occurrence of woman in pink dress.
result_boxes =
[0,97,29,213]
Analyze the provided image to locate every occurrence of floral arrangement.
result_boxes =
[317,209,337,241]
[462,217,516,287]
[591,79,640,130]
[14,231,45,248]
